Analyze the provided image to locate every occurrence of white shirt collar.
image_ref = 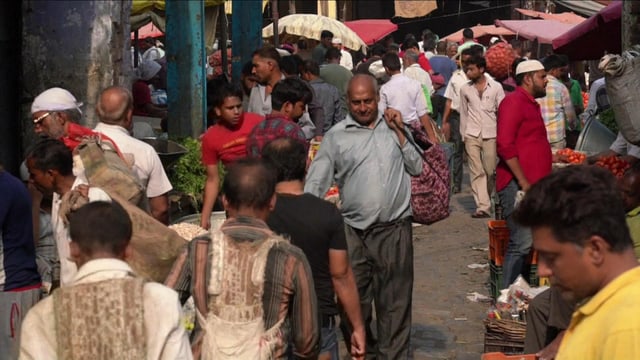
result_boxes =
[95,122,129,136]
[73,258,135,284]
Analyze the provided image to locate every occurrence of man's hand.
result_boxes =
[552,153,569,163]
[441,121,451,142]
[518,178,531,192]
[536,330,565,360]
[350,327,366,359]
[383,108,404,131]
[200,214,211,230]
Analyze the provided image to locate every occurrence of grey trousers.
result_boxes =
[340,217,414,360]
[449,111,464,192]
[0,287,41,360]
[524,287,575,353]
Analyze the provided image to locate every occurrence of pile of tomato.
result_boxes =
[595,156,630,179]
[556,148,587,164]
[582,92,590,111]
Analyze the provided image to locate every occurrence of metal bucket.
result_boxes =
[171,211,227,230]
[140,138,188,170]
[575,118,616,154]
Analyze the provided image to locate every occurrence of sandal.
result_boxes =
[471,211,491,218]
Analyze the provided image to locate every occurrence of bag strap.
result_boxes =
[402,126,449,188]
[190,237,211,317]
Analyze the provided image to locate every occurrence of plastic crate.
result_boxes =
[488,220,509,265]
[482,352,536,360]
[490,261,503,299]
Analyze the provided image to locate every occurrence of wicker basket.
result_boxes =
[484,319,526,354]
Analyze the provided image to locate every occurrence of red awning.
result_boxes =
[131,22,164,40]
[515,8,586,24]
[443,25,515,44]
[344,19,398,46]
[495,19,576,44]
[552,1,622,60]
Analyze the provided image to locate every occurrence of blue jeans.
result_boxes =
[320,326,339,359]
[498,179,533,288]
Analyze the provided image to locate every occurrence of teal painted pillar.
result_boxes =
[166,0,206,137]
[231,0,263,84]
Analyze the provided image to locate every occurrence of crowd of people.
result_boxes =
[2,24,640,360]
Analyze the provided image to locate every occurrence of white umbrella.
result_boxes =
[262,14,366,52]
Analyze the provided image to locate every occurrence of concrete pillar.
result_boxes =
[165,0,206,138]
[231,0,263,84]
[0,1,22,175]
[21,0,132,137]
[622,0,640,52]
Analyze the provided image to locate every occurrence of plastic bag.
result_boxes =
[599,46,640,145]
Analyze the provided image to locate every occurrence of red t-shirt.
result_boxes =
[496,87,552,191]
[201,112,263,166]
[132,80,152,116]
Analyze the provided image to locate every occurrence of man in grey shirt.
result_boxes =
[305,74,422,359]
[301,59,344,136]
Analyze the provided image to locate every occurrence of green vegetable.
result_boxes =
[168,137,227,211]
[598,109,618,134]
[168,137,206,209]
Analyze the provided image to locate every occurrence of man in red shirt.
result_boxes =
[200,84,263,229]
[496,60,552,288]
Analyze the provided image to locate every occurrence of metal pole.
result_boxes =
[219,4,229,81]
[272,0,279,48]
[134,30,139,68]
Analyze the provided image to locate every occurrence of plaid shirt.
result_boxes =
[537,75,577,145]
[245,114,308,157]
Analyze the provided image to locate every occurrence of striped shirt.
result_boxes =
[165,216,319,359]
[537,75,577,145]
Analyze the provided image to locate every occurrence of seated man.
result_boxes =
[589,131,640,166]
[19,201,191,359]
[515,165,640,360]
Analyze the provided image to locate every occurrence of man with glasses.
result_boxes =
[30,87,114,151]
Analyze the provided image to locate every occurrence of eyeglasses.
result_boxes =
[33,112,51,126]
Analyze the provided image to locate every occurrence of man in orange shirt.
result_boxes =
[200,84,263,229]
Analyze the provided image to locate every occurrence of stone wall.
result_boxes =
[21,0,132,138]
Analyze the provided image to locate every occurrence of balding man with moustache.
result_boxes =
[305,74,423,359]
[94,86,172,224]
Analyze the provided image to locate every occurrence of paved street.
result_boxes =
[341,174,493,359]
[410,185,491,359]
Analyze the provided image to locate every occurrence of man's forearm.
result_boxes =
[333,267,364,333]
[149,194,169,224]
[504,157,529,189]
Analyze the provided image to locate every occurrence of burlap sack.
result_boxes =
[75,138,144,205]
[107,191,187,282]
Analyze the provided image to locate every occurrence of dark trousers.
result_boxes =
[340,217,413,360]
[524,287,575,353]
[449,110,464,192]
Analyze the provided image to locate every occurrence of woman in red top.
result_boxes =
[200,84,263,229]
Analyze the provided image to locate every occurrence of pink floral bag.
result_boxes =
[406,121,451,224]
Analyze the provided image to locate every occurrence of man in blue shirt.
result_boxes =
[0,163,41,358]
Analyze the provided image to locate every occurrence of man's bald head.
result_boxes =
[96,86,133,126]
[347,74,378,98]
